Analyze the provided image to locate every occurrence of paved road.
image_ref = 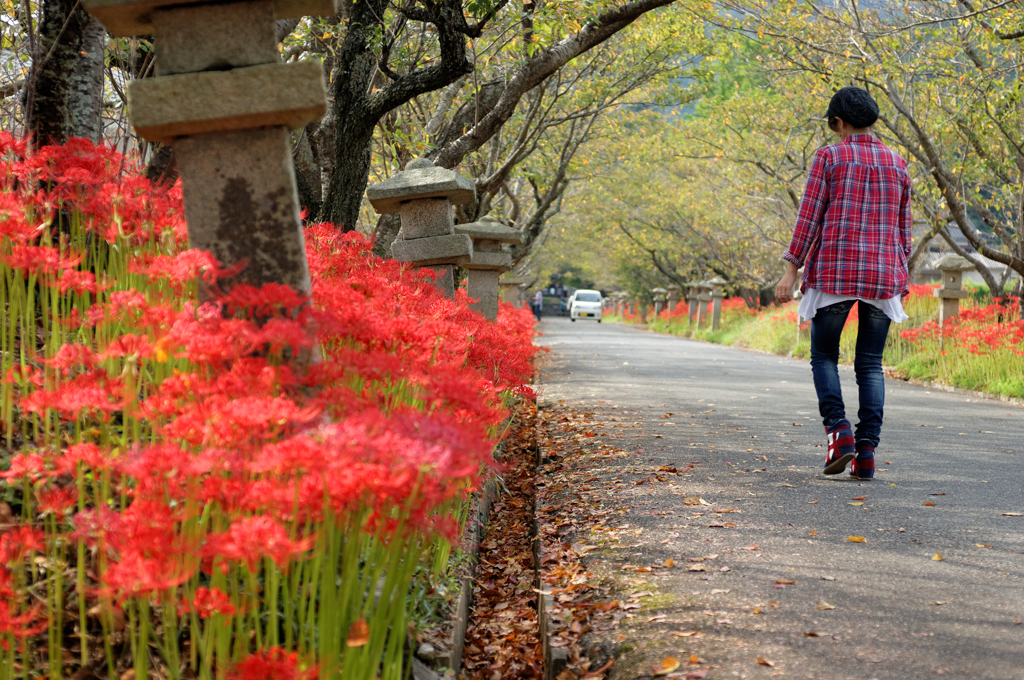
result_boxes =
[535,316,1024,680]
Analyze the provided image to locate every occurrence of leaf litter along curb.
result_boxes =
[462,402,543,679]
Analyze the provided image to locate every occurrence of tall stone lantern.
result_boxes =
[667,284,682,313]
[696,281,713,328]
[651,288,668,318]
[83,0,335,297]
[454,216,523,320]
[687,281,702,325]
[708,276,727,330]
[933,254,975,325]
[366,158,475,299]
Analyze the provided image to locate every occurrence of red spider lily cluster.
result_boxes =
[900,299,1024,355]
[0,136,536,680]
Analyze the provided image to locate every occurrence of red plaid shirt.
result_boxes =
[783,134,913,299]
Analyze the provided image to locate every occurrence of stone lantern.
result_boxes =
[366,158,475,299]
[686,281,702,325]
[933,254,975,325]
[499,275,528,307]
[83,0,334,297]
[696,281,713,328]
[708,276,727,330]
[651,288,668,317]
[667,284,681,313]
[454,216,523,320]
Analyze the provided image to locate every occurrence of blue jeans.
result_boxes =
[809,300,891,449]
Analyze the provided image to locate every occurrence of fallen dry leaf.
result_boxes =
[804,631,820,637]
[346,618,369,647]
[923,502,936,506]
[672,630,698,637]
[816,600,835,610]
[808,531,817,535]
[687,565,706,572]
[684,671,708,680]
[775,580,796,585]
[929,493,946,496]
[852,495,868,500]
[710,588,730,594]
[1001,512,1023,516]
[809,499,819,504]
[739,545,759,550]
[975,544,992,548]
[932,552,943,561]
[689,654,700,664]
[663,558,675,568]
[846,536,866,542]
[757,658,775,667]
[932,600,950,606]
[848,502,864,506]
[652,657,681,676]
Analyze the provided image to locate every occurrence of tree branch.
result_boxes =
[432,0,676,169]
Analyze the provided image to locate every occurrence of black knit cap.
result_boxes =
[824,86,879,128]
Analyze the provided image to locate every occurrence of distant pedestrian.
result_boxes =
[775,86,912,481]
[533,289,543,320]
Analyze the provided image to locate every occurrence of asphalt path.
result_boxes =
[535,315,1024,680]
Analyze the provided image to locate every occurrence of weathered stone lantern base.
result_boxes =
[176,128,311,293]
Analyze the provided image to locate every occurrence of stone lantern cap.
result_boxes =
[499,275,529,287]
[933,254,975,272]
[667,283,682,291]
[454,216,524,244]
[83,0,339,36]
[707,276,727,287]
[366,158,475,214]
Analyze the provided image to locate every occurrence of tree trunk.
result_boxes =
[67,17,106,142]
[29,0,98,145]
[318,0,473,230]
[318,0,393,230]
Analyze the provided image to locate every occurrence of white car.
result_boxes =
[569,290,603,322]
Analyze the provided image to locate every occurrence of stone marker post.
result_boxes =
[687,281,701,325]
[366,158,474,299]
[639,300,648,324]
[708,276,727,330]
[933,254,975,326]
[667,284,681,313]
[454,216,523,320]
[652,288,667,318]
[83,0,334,297]
[697,281,712,328]
[500,276,527,307]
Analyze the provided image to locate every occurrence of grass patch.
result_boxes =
[636,287,1024,400]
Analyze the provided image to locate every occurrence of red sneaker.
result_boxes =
[850,445,875,480]
[823,424,855,475]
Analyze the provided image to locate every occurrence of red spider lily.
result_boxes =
[128,248,222,286]
[227,648,317,680]
[180,586,236,619]
[203,515,314,572]
[2,244,83,276]
[20,369,124,420]
[36,485,78,519]
[0,451,52,484]
[0,527,47,564]
[0,136,539,676]
[57,268,102,294]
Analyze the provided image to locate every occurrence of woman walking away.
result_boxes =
[775,87,913,481]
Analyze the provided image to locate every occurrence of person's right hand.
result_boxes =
[775,262,800,304]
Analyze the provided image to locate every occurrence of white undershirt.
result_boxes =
[797,287,908,324]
